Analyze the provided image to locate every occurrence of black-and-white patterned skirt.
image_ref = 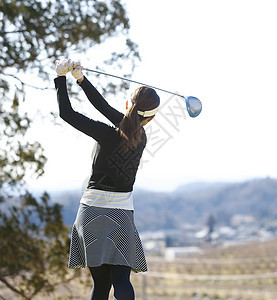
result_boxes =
[68,204,147,272]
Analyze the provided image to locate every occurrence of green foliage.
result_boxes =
[0,88,47,187]
[0,0,137,71]
[0,191,71,299]
[0,0,139,298]
[0,0,139,95]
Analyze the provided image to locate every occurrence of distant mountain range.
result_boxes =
[50,177,277,232]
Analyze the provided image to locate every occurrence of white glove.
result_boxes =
[55,59,74,76]
[71,61,84,80]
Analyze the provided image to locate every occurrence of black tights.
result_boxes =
[88,264,134,300]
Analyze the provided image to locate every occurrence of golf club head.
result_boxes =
[185,96,202,118]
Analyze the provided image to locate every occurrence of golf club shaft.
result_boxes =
[80,67,186,99]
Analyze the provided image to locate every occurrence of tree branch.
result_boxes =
[3,73,54,90]
[0,277,28,300]
[0,30,28,35]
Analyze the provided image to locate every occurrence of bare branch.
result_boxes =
[0,277,28,300]
[3,73,54,90]
[0,30,28,34]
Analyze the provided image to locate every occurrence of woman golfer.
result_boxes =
[54,59,160,300]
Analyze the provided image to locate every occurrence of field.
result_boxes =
[1,238,277,299]
[131,238,277,300]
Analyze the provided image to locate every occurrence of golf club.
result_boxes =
[76,66,202,118]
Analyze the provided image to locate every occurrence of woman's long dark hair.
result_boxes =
[119,86,160,149]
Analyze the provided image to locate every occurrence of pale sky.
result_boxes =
[26,0,277,192]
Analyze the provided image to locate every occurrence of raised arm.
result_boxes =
[54,76,115,143]
[80,77,124,125]
[72,65,124,126]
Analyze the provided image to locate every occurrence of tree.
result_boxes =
[0,192,71,299]
[0,0,139,298]
[205,214,216,244]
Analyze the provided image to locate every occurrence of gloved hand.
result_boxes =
[55,59,74,76]
[72,61,84,80]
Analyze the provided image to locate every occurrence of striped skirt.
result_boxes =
[68,203,147,272]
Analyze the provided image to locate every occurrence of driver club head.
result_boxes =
[185,96,202,118]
